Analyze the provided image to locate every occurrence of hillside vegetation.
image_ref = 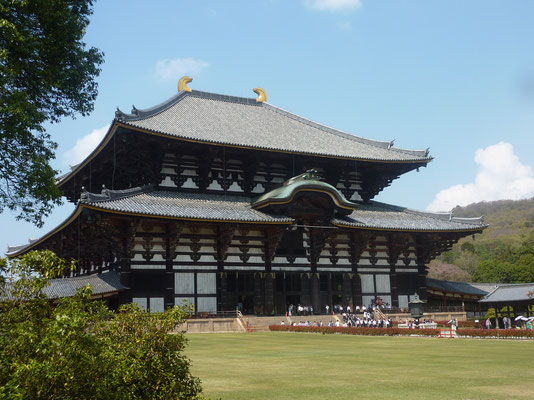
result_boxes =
[428,198,534,283]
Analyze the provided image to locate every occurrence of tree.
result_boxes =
[0,251,205,399]
[0,0,104,226]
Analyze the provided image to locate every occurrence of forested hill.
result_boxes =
[452,198,534,239]
[428,198,534,283]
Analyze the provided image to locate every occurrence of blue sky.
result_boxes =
[2,0,534,253]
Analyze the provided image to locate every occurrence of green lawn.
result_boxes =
[186,332,534,400]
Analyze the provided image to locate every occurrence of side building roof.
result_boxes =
[2,271,127,301]
[479,283,534,303]
[426,278,492,297]
[43,271,127,299]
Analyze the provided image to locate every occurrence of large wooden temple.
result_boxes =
[7,78,487,314]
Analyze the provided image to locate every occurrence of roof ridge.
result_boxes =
[115,89,261,122]
[80,184,154,203]
[115,91,189,121]
[262,103,430,158]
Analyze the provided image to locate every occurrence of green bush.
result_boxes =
[0,251,204,399]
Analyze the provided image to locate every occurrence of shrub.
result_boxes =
[269,325,440,337]
[0,250,205,399]
[435,320,475,328]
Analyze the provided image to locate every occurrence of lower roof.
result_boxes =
[7,186,486,257]
[333,202,487,232]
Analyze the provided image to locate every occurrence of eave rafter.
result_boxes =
[216,224,236,261]
[262,226,286,266]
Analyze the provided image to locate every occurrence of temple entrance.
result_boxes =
[286,294,301,316]
[332,294,343,310]
[237,295,253,314]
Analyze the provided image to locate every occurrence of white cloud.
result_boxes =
[63,125,109,166]
[427,142,534,212]
[304,0,362,12]
[154,58,209,81]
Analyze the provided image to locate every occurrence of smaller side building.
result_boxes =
[426,278,495,317]
[480,283,534,325]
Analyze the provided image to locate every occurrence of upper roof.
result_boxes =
[479,283,534,303]
[426,278,492,296]
[332,201,487,232]
[113,89,431,163]
[80,185,294,224]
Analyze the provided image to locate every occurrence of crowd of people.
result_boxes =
[283,302,393,328]
[281,316,393,328]
[288,299,389,317]
[341,312,393,328]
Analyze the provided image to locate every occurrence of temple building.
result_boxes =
[7,78,487,314]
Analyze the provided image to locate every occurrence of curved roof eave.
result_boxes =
[330,222,487,233]
[6,206,85,258]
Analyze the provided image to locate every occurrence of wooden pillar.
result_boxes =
[389,266,398,308]
[351,274,362,308]
[416,264,428,300]
[301,273,311,308]
[165,271,174,309]
[264,273,274,315]
[220,272,228,311]
[342,273,352,308]
[327,272,333,312]
[310,273,320,314]
[253,272,263,315]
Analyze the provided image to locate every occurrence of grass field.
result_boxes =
[186,332,534,400]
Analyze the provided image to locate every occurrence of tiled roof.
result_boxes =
[332,201,487,232]
[43,271,127,299]
[479,283,534,303]
[7,187,487,257]
[426,278,491,296]
[2,272,127,300]
[81,185,294,224]
[114,90,431,162]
